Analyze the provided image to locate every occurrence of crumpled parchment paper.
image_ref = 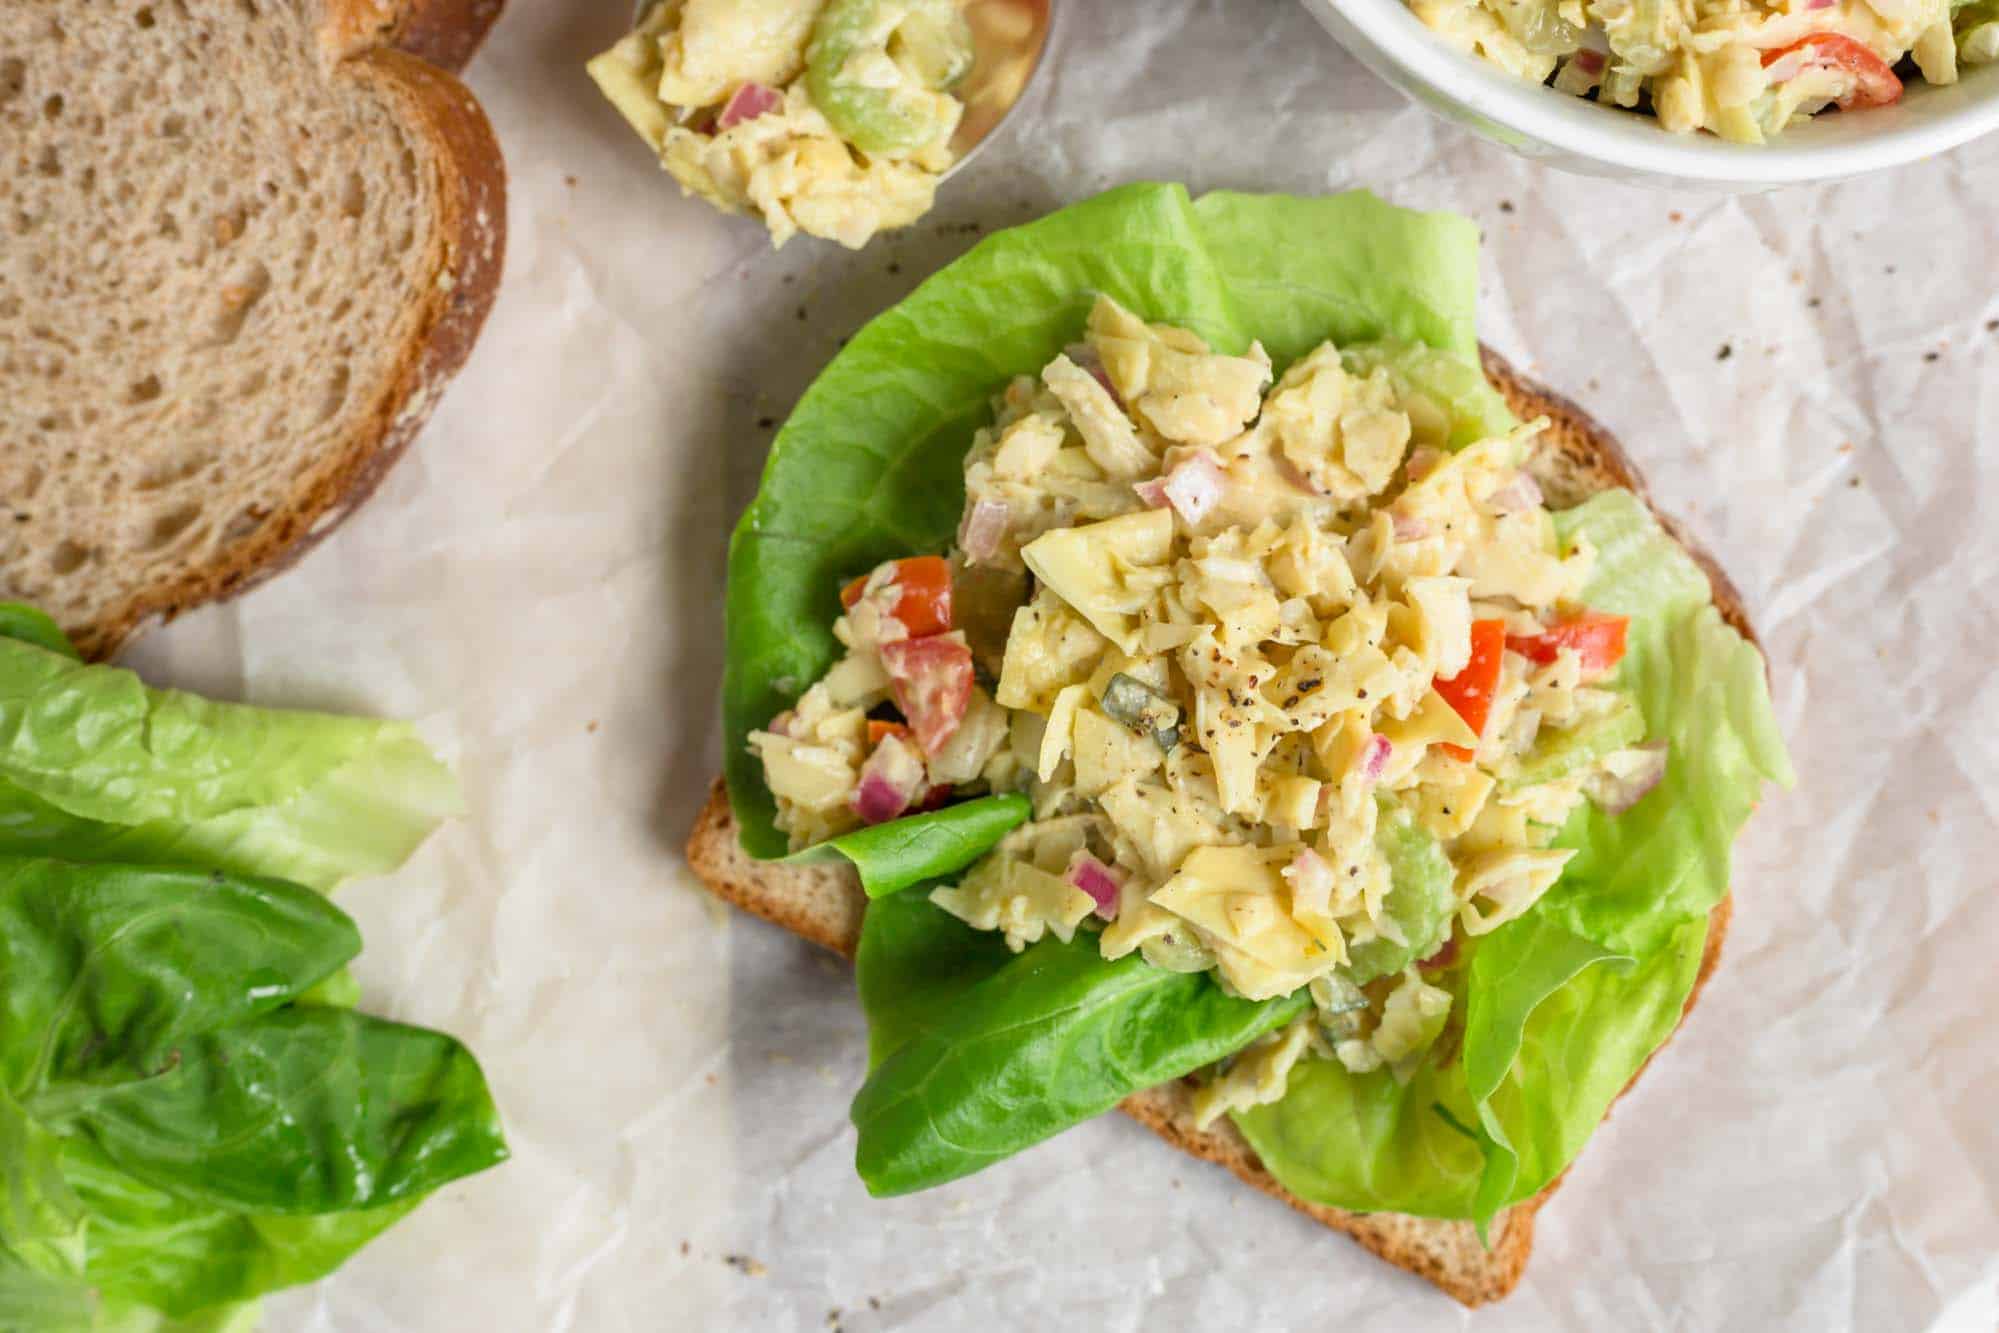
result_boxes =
[121,0,1999,1327]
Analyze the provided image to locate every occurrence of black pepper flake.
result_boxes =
[1357,689,1369,699]
[1923,351,1940,363]
[1987,318,1998,333]
[757,416,776,429]
[1499,199,1515,214]
[1716,344,1734,361]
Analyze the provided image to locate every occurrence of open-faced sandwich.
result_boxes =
[686,185,1792,1304]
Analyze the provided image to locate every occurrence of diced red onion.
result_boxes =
[1590,743,1669,815]
[1065,851,1123,920]
[1418,933,1460,972]
[958,499,1009,562]
[1162,451,1226,524]
[1392,512,1431,541]
[1806,0,1834,10]
[1486,470,1545,515]
[1133,477,1170,508]
[1361,733,1392,781]
[851,734,927,824]
[852,771,910,824]
[717,83,783,130]
[916,783,954,812]
[767,710,796,738]
[1574,48,1606,74]
[1406,447,1445,482]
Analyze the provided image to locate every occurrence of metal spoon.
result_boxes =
[625,0,1057,177]
[945,0,1056,175]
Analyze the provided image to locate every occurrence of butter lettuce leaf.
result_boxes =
[0,637,461,893]
[852,909,1308,1196]
[0,604,82,660]
[855,892,1014,1069]
[787,794,1031,899]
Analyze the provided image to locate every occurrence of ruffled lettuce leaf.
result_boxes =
[0,637,462,893]
[724,185,1488,858]
[787,794,1031,899]
[1236,489,1790,1230]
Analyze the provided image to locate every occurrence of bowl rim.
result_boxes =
[1305,0,1999,183]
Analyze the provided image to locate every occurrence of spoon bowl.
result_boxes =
[946,0,1056,175]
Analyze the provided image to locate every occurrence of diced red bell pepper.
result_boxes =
[1762,33,1902,111]
[839,556,954,638]
[1434,619,1506,762]
[866,719,912,748]
[1506,611,1629,675]
[878,632,973,755]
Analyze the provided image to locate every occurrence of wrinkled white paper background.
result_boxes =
[121,0,1999,1327]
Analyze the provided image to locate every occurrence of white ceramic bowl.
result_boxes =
[1299,0,1999,188]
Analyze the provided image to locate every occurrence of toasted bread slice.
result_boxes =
[0,0,506,660]
[684,350,1754,1305]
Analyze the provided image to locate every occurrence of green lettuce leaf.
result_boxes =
[0,860,358,1095]
[787,793,1031,898]
[0,638,462,893]
[1236,489,1788,1227]
[724,185,1487,857]
[0,858,504,1324]
[854,892,1012,1069]
[59,1136,416,1320]
[1,859,505,1217]
[1340,342,1515,450]
[852,912,1308,1196]
[1540,491,1795,954]
[0,604,82,660]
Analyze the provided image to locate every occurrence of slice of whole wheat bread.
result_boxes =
[684,349,1756,1305]
[0,0,507,660]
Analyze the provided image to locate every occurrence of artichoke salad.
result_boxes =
[1414,0,1999,141]
[588,0,974,248]
[722,186,1791,1230]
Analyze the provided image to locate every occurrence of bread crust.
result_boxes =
[64,2,507,660]
[683,350,1758,1305]
[384,0,508,73]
